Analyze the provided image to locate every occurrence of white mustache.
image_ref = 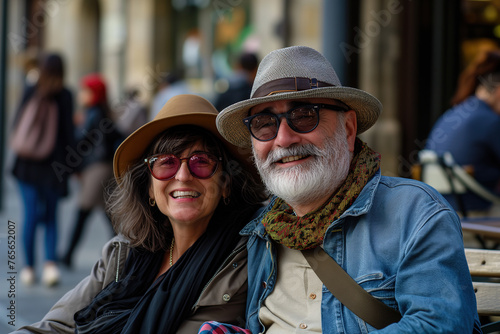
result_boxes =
[263,144,323,168]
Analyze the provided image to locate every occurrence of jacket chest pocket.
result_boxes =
[354,273,398,333]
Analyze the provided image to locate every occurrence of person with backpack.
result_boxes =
[10,52,76,287]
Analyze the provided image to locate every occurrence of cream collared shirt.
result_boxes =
[259,244,323,333]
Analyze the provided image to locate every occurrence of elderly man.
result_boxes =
[216,46,481,333]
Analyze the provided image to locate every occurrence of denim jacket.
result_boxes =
[242,170,481,333]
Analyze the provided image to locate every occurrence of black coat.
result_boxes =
[75,105,123,172]
[11,85,77,197]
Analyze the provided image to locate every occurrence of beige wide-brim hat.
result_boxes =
[113,94,255,180]
[216,45,383,148]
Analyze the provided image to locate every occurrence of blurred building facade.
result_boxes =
[3,0,500,178]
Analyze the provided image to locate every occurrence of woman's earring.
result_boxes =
[149,198,156,206]
[223,196,230,206]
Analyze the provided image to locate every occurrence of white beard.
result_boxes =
[253,122,352,209]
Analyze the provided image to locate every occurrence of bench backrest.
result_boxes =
[465,248,500,316]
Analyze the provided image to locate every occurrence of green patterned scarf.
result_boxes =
[261,139,381,250]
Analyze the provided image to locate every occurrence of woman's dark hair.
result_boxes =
[36,53,65,98]
[106,125,267,251]
[451,50,500,105]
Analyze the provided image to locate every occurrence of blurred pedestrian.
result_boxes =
[115,87,148,136]
[426,49,500,212]
[10,52,76,287]
[60,73,122,268]
[149,70,191,121]
[214,52,259,111]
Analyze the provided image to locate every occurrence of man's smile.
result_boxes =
[279,154,310,163]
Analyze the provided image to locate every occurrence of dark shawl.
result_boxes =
[74,204,257,333]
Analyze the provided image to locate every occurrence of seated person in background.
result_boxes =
[216,46,481,333]
[114,87,148,136]
[426,50,500,212]
[11,94,267,334]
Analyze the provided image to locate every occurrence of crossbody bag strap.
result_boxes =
[302,248,401,329]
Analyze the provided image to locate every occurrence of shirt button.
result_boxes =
[299,323,308,329]
[232,262,238,268]
[309,293,316,300]
[222,293,231,302]
[262,281,267,289]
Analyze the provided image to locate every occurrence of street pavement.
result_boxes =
[0,151,112,332]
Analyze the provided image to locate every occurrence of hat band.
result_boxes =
[252,77,334,98]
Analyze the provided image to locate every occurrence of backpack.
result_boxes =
[10,96,59,161]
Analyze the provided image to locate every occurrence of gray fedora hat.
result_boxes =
[216,45,382,148]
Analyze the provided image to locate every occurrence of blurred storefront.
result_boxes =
[4,0,261,113]
[2,0,500,184]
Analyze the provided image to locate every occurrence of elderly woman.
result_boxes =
[11,94,267,334]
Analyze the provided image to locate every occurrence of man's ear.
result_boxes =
[345,110,357,152]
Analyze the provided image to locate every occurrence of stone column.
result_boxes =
[100,0,128,103]
[122,0,156,102]
[357,0,403,176]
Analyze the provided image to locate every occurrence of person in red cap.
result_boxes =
[60,73,123,268]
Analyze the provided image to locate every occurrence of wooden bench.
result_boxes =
[462,220,500,242]
[465,248,500,333]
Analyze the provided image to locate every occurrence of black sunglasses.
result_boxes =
[242,103,348,141]
[145,151,222,181]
